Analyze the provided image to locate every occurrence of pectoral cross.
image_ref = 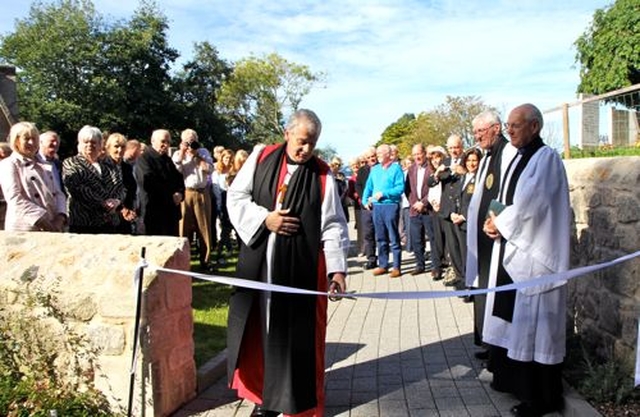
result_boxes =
[277,183,288,204]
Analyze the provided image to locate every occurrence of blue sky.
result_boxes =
[1,0,611,160]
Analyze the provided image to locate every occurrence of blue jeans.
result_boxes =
[401,206,412,252]
[410,213,435,271]
[372,203,401,270]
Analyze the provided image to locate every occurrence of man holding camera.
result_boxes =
[173,128,214,268]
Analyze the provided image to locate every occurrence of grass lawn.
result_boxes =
[190,247,237,368]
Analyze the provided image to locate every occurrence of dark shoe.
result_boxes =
[460,295,474,303]
[389,268,401,278]
[372,267,388,276]
[431,270,442,281]
[410,269,425,276]
[251,405,279,417]
[510,402,543,417]
[474,350,489,360]
[364,261,376,270]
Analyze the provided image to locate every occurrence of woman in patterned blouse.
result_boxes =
[62,125,125,234]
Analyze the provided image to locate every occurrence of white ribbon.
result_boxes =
[152,250,639,299]
[144,251,640,385]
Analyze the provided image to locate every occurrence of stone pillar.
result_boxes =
[578,93,599,148]
[0,232,196,416]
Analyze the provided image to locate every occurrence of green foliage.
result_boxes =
[565,335,639,405]
[0,0,105,156]
[0,0,211,156]
[431,96,497,147]
[575,0,640,97]
[380,113,416,147]
[0,283,117,416]
[378,96,497,158]
[218,52,325,147]
[191,281,232,368]
[568,145,640,158]
[101,0,180,140]
[190,246,236,368]
[173,42,233,150]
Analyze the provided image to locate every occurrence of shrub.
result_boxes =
[565,334,639,405]
[0,281,118,416]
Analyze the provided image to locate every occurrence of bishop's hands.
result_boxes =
[483,211,501,239]
[328,272,347,302]
[266,208,300,236]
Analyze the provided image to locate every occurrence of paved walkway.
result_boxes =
[173,237,600,416]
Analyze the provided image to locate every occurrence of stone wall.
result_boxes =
[565,156,640,368]
[0,232,196,416]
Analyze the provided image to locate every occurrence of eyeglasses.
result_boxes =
[503,122,526,130]
[473,123,497,135]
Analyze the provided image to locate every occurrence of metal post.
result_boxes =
[562,103,571,159]
[127,247,146,417]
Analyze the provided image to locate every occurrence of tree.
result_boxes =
[575,0,640,97]
[0,0,105,155]
[404,111,442,153]
[218,52,325,147]
[0,0,180,156]
[431,95,496,147]
[380,113,416,145]
[100,0,180,140]
[378,96,496,158]
[174,41,233,150]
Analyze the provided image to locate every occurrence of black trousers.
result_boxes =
[360,208,377,264]
[442,219,465,279]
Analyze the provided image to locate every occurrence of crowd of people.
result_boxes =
[326,105,568,417]
[345,134,481,291]
[0,103,570,417]
[0,122,249,270]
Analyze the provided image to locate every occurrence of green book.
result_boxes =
[486,199,506,218]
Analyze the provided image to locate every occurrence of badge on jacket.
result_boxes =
[485,173,494,190]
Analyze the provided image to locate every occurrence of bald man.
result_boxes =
[481,104,570,416]
[135,129,185,236]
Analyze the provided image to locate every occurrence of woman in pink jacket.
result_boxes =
[0,122,67,232]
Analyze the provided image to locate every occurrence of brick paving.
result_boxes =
[173,225,600,417]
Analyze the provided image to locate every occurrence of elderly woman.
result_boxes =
[62,125,125,234]
[104,133,137,234]
[0,122,67,231]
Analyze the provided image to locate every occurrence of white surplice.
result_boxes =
[482,145,571,365]
[465,143,519,288]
